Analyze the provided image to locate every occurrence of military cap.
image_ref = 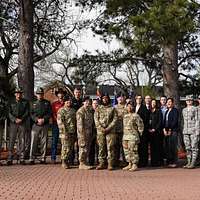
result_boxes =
[63,95,72,102]
[82,96,90,102]
[15,87,23,93]
[36,87,44,94]
[185,95,193,101]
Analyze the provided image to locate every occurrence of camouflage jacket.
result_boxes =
[123,112,144,140]
[76,106,93,138]
[182,106,199,135]
[115,104,127,133]
[94,104,118,134]
[57,107,76,139]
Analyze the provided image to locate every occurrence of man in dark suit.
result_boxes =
[71,87,83,165]
[135,95,150,167]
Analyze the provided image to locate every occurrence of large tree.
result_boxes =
[18,0,34,100]
[0,0,78,98]
[78,0,200,106]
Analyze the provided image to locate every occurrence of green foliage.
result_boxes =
[129,0,199,45]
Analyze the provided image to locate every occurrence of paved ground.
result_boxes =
[0,160,200,200]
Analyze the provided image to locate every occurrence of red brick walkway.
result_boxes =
[0,162,200,200]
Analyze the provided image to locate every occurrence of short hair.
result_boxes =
[135,94,142,99]
[167,97,174,103]
[160,95,167,100]
[74,87,81,91]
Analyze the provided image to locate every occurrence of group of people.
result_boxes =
[0,86,200,171]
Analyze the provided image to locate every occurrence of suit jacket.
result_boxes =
[163,107,179,132]
[135,104,150,131]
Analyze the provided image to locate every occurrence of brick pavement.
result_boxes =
[0,162,200,200]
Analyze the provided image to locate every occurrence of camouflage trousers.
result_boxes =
[61,135,75,161]
[97,133,117,165]
[78,135,93,164]
[183,134,199,164]
[123,139,139,164]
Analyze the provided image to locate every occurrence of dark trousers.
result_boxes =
[0,123,4,159]
[164,133,178,165]
[88,136,96,165]
[149,132,164,166]
[115,132,126,164]
[51,124,59,161]
[138,132,149,167]
[8,122,26,161]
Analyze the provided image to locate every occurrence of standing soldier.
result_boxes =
[182,95,199,169]
[7,88,29,165]
[94,93,118,170]
[196,95,200,166]
[114,93,127,166]
[51,88,65,164]
[76,96,93,169]
[29,87,52,164]
[57,96,76,169]
[0,91,7,165]
[123,102,144,171]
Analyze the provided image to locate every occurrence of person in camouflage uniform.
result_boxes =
[114,93,127,166]
[57,96,76,169]
[196,95,200,166]
[182,95,199,169]
[29,87,52,164]
[0,91,7,165]
[94,93,118,170]
[123,102,144,171]
[76,96,93,169]
[7,88,29,165]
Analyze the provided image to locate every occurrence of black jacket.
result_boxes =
[163,107,179,132]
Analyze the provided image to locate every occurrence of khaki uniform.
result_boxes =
[182,106,199,166]
[123,113,144,164]
[76,106,94,164]
[94,105,118,166]
[115,104,127,162]
[30,99,52,162]
[57,107,76,161]
[8,98,29,161]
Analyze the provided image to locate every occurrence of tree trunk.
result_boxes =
[0,60,8,95]
[18,0,34,101]
[162,42,180,108]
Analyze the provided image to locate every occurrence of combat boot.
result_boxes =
[107,162,115,170]
[61,160,70,169]
[6,160,13,166]
[183,160,191,169]
[96,163,107,170]
[187,161,196,169]
[123,162,132,170]
[79,162,92,170]
[129,164,138,171]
